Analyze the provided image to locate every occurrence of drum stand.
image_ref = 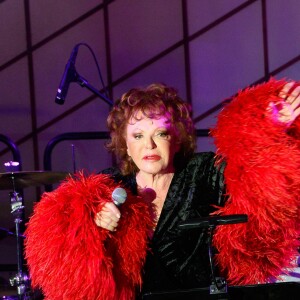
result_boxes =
[8,189,30,299]
[0,164,69,300]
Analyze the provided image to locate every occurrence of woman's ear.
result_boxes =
[126,145,131,157]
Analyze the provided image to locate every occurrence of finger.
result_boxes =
[279,104,293,117]
[98,221,118,231]
[95,209,120,224]
[94,202,121,230]
[106,225,117,232]
[278,103,300,124]
[94,215,119,230]
[100,219,119,230]
[104,202,121,219]
[293,106,300,120]
[278,81,295,98]
[290,96,300,113]
[99,209,120,223]
[287,85,300,105]
[98,203,121,223]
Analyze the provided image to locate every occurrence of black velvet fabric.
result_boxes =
[102,152,226,295]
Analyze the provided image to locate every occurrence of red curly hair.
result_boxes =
[106,83,196,175]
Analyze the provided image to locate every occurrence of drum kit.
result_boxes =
[0,165,69,300]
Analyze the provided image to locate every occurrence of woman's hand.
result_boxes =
[268,81,300,126]
[94,202,121,231]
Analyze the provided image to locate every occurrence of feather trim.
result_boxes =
[24,172,153,300]
[211,79,300,285]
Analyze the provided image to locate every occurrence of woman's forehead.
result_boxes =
[128,110,171,125]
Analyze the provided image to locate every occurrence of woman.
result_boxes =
[95,80,300,295]
[97,84,227,295]
[25,79,300,300]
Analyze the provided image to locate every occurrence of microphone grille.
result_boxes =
[112,187,127,206]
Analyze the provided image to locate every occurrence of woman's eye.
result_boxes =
[134,134,143,139]
[157,131,169,138]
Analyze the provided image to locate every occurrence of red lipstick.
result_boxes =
[143,155,161,161]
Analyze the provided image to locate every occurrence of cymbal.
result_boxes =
[0,171,70,190]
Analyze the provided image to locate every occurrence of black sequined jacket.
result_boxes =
[102,152,226,294]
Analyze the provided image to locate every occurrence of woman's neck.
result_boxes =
[136,171,175,222]
[136,171,174,190]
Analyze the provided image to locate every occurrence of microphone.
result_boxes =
[179,214,248,230]
[55,45,79,105]
[112,187,127,207]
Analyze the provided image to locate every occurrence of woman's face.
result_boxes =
[125,112,180,176]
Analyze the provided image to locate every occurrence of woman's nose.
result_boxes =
[145,137,156,149]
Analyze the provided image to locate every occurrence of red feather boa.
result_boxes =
[211,79,300,285]
[24,173,154,300]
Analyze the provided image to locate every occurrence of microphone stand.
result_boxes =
[63,64,113,106]
[179,214,248,299]
[207,225,228,296]
[76,73,113,106]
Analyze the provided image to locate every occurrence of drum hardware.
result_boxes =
[3,171,29,300]
[0,228,25,239]
[1,163,70,300]
[0,171,70,190]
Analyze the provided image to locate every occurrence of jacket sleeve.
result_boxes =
[25,172,153,300]
[211,78,300,285]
